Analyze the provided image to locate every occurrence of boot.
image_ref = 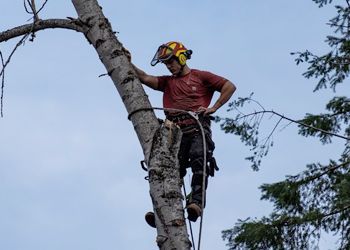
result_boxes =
[145,211,156,228]
[187,203,202,222]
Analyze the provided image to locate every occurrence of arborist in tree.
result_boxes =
[126,41,236,226]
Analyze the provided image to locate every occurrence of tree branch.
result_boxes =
[0,34,30,117]
[231,110,350,141]
[29,0,39,21]
[297,159,350,185]
[0,18,85,116]
[0,18,85,43]
[0,51,5,117]
[278,203,350,227]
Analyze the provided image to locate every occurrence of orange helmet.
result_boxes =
[151,41,192,66]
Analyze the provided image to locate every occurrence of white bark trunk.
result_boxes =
[71,0,158,159]
[71,1,191,249]
[148,121,192,249]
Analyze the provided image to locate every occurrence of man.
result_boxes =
[126,41,236,225]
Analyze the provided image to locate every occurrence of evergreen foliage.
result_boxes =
[221,1,350,249]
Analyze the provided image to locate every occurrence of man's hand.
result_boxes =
[197,106,217,116]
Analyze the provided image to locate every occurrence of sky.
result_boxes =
[0,1,349,250]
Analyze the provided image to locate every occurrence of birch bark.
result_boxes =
[71,1,192,249]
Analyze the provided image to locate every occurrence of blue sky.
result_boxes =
[1,1,349,250]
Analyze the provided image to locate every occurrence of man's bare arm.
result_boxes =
[123,48,159,90]
[212,80,236,109]
[200,80,236,115]
[132,64,159,90]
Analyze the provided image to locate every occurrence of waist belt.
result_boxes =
[166,114,196,127]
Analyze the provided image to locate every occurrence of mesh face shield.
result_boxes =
[151,44,174,66]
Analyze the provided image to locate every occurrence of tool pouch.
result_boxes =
[208,156,219,177]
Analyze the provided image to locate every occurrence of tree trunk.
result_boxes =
[71,0,191,249]
[148,121,192,249]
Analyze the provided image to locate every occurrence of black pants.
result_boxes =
[178,124,215,208]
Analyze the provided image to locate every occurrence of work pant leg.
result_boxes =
[188,133,210,208]
[178,134,192,179]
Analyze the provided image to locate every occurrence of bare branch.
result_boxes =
[263,117,282,147]
[232,110,350,141]
[24,0,39,41]
[31,0,39,21]
[250,98,266,111]
[0,18,85,43]
[36,0,49,16]
[279,120,294,132]
[0,18,85,116]
[23,0,32,14]
[0,52,5,118]
[0,34,30,117]
[24,0,48,21]
[272,110,350,141]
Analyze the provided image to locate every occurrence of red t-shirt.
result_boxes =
[157,69,227,112]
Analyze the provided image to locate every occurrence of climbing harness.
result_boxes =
[131,106,210,250]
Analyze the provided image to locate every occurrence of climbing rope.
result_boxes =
[130,106,208,250]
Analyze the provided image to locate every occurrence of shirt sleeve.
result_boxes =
[199,70,228,91]
[156,76,170,92]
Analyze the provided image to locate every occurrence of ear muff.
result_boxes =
[185,50,192,60]
[178,53,187,66]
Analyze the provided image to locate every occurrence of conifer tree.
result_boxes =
[220,1,350,249]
